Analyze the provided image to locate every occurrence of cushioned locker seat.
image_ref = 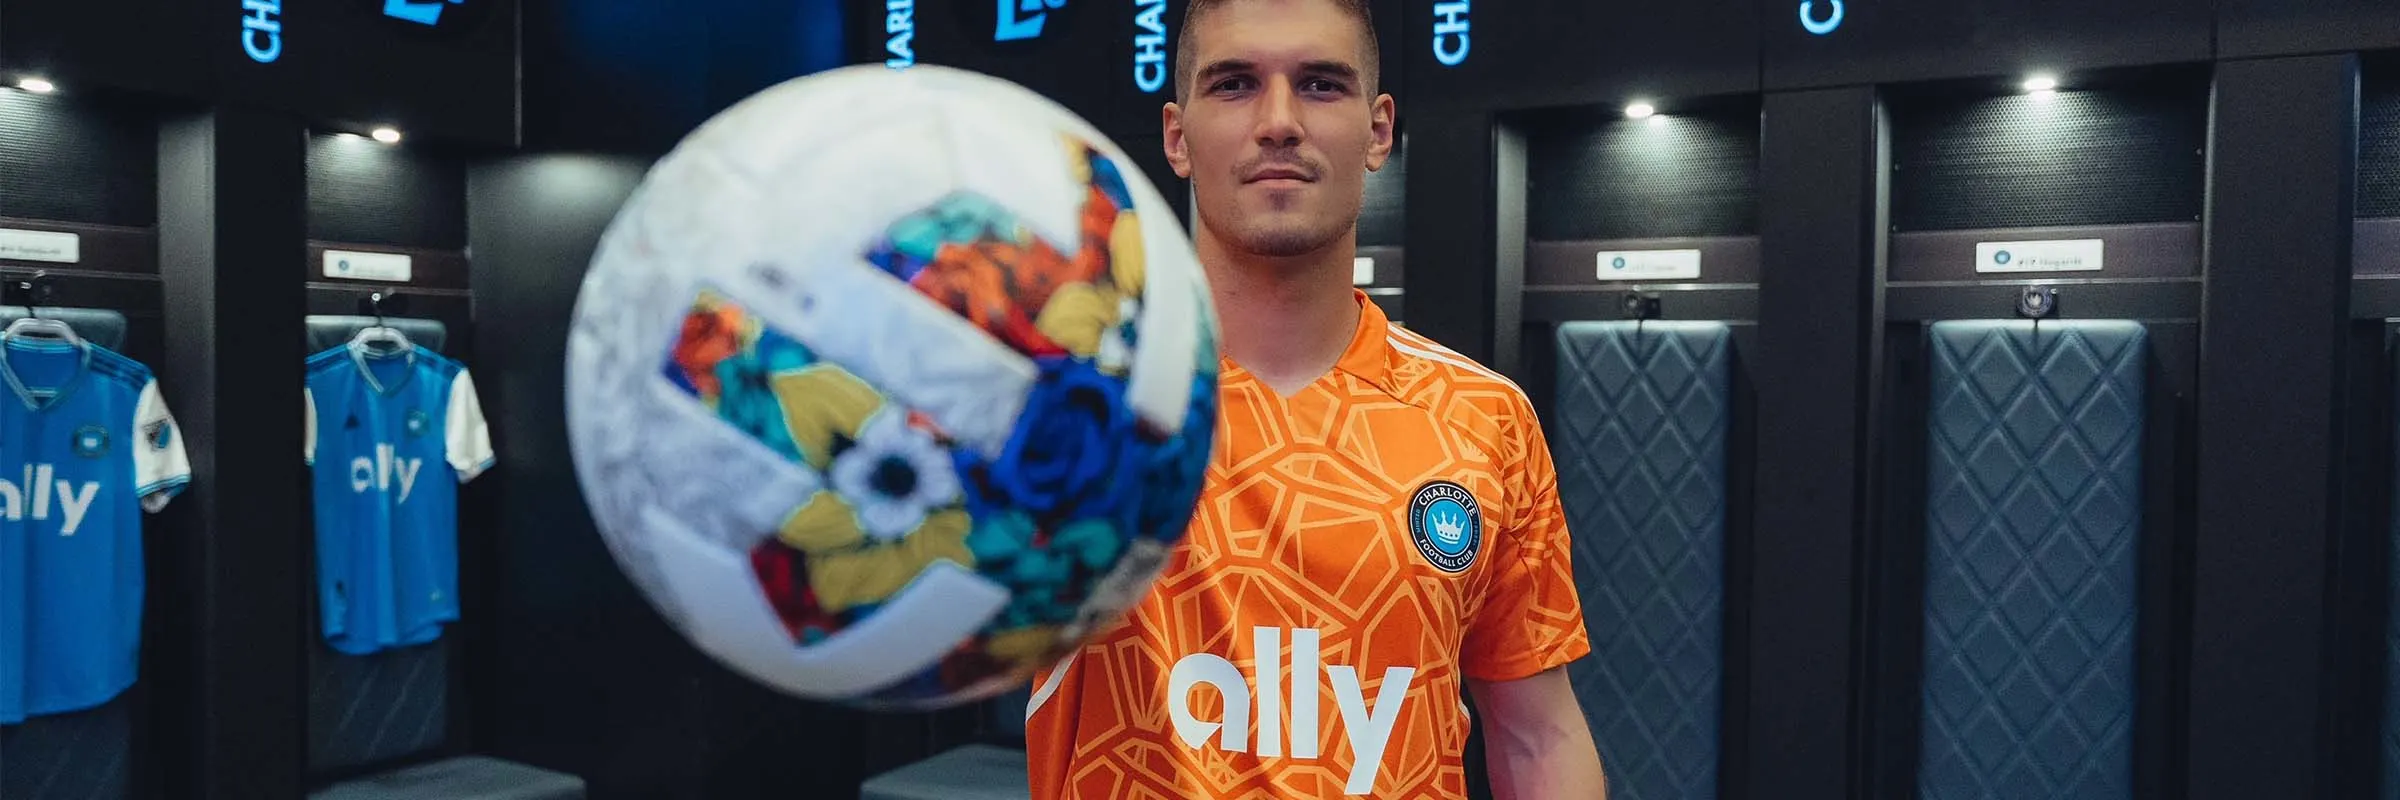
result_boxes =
[308,756,583,800]
[858,687,1034,800]
[1552,321,1732,800]
[0,694,134,800]
[1920,320,2145,800]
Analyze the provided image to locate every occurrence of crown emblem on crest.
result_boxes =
[1409,480,1482,573]
[1430,508,1466,545]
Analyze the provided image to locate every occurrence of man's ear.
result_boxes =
[1365,93,1397,172]
[1163,101,1192,178]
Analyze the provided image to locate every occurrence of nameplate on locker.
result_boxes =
[1595,250,1702,282]
[1974,239,2104,274]
[324,250,414,283]
[1354,257,1376,285]
[0,229,80,264]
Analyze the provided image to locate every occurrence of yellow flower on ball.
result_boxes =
[1108,210,1145,297]
[1033,281,1121,358]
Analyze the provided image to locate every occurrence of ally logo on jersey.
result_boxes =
[350,442,427,502]
[0,463,101,535]
[1168,625,1418,796]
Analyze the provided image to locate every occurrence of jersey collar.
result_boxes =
[348,341,419,396]
[0,337,90,413]
[1333,288,1396,394]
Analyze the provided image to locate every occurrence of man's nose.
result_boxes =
[1254,78,1304,148]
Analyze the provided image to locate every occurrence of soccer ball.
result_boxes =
[563,64,1219,710]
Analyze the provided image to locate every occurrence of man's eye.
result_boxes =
[1302,78,1343,93]
[1210,77,1254,93]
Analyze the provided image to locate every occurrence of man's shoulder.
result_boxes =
[1379,325,1539,424]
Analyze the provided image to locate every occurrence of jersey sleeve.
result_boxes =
[1459,405,1591,683]
[445,368,495,482]
[134,378,193,513]
[303,386,317,465]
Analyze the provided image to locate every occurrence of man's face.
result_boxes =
[1165,0,1395,259]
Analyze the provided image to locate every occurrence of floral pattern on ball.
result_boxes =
[663,292,976,644]
[851,144,1220,705]
[658,136,1216,707]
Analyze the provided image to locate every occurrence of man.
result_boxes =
[1024,0,1606,797]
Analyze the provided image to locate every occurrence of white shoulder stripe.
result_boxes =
[1024,650,1078,721]
[1385,334,1515,387]
[1389,326,1477,362]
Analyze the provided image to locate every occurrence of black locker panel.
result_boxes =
[2362,64,2400,221]
[1889,79,2207,233]
[1402,0,1758,113]
[1760,0,2212,91]
[306,133,469,252]
[0,90,156,228]
[1361,137,1409,249]
[2220,0,2400,60]
[1523,105,1761,243]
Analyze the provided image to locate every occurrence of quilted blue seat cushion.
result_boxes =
[860,744,1031,800]
[1920,320,2145,800]
[308,639,449,773]
[308,756,583,800]
[0,694,132,800]
[1552,320,1731,800]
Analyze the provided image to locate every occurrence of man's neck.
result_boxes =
[1199,227,1362,397]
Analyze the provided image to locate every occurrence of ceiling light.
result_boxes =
[370,127,402,144]
[2021,75,2058,93]
[16,77,55,94]
[1624,102,1657,120]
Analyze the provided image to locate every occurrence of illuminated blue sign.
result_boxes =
[1132,0,1167,93]
[1800,0,1843,35]
[1432,0,1469,68]
[998,0,1067,42]
[241,0,283,63]
[383,0,462,26]
[887,0,917,68]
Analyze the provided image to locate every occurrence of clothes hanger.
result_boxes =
[349,290,411,355]
[1,272,82,348]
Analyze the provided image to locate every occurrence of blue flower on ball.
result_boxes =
[958,355,1150,533]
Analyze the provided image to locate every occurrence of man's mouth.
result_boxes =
[1246,167,1313,184]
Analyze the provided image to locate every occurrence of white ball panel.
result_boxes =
[930,90,1090,259]
[713,259,1036,459]
[639,379,824,553]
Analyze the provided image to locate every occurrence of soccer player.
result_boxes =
[1024,0,1607,797]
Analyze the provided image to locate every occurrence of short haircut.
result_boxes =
[1173,0,1380,104]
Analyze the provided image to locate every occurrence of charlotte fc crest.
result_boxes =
[1407,480,1483,573]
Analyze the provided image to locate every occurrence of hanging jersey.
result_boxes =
[0,338,190,724]
[305,343,494,656]
[1025,292,1591,798]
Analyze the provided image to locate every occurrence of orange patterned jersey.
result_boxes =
[1025,290,1592,799]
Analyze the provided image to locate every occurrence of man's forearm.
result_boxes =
[1482,711,1606,800]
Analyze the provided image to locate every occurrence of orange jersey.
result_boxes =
[1025,290,1591,799]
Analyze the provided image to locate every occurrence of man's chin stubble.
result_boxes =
[1237,223,1344,259]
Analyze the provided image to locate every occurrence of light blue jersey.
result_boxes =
[305,343,493,656]
[0,338,190,724]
